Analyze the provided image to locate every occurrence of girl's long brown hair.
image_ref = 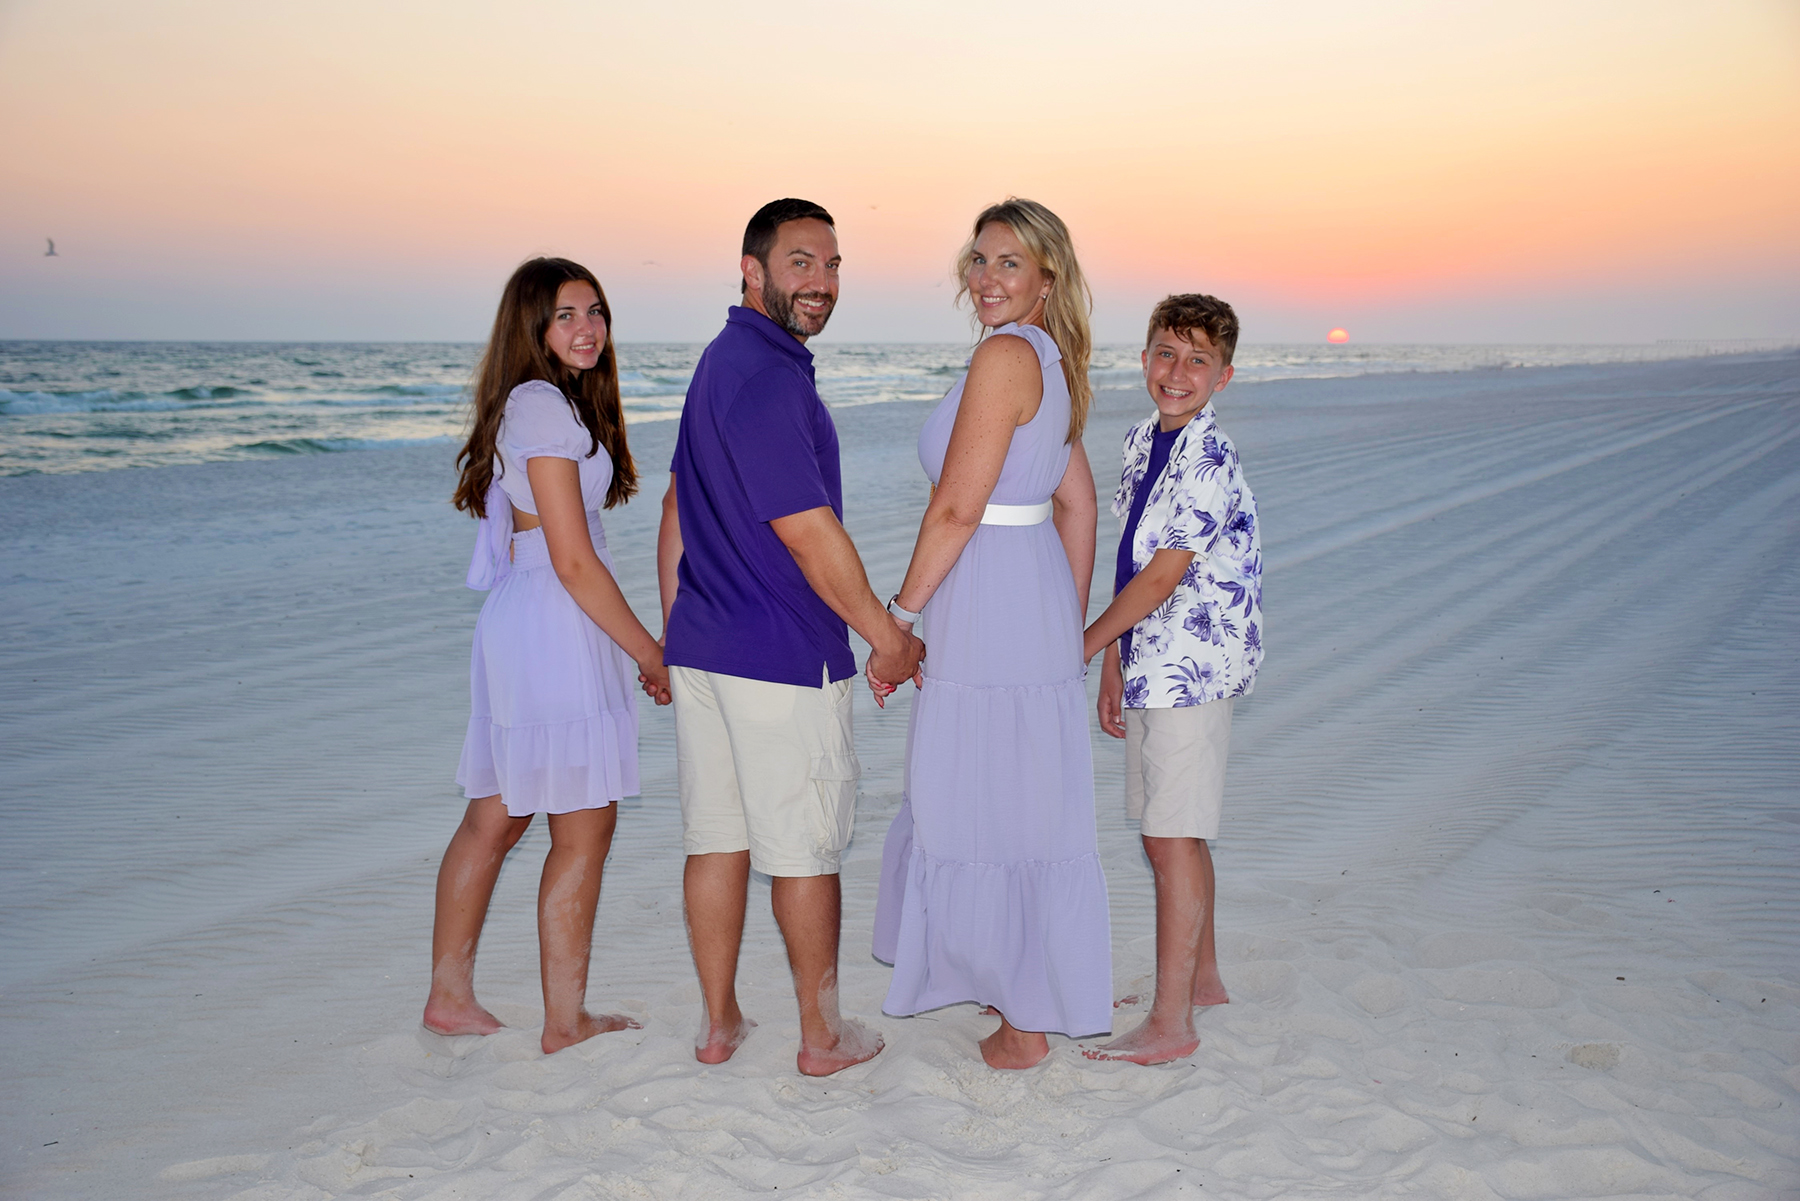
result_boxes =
[453,257,638,517]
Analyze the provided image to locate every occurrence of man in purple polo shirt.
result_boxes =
[657,198,925,1077]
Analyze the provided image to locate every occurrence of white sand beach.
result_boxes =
[3,352,1797,1200]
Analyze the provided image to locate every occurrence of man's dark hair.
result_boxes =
[741,198,834,295]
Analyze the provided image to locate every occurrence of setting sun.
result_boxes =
[1327,328,1350,343]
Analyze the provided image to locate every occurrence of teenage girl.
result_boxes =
[426,257,670,1054]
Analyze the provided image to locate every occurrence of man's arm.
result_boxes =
[1080,548,1196,663]
[768,505,924,686]
[657,472,682,634]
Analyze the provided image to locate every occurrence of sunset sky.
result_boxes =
[3,0,1797,344]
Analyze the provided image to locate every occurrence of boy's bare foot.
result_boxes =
[695,1014,757,1065]
[1192,971,1229,1007]
[422,996,504,1037]
[1083,1017,1198,1065]
[980,1016,1049,1070]
[542,1010,641,1055]
[797,1016,883,1076]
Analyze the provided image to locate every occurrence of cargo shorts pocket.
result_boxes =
[808,752,861,857]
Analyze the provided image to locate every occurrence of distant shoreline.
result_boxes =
[4,344,1798,479]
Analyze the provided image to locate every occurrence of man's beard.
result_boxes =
[763,278,835,337]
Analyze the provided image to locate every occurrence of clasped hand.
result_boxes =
[865,615,925,708]
[635,640,673,706]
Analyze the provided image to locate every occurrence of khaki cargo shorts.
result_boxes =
[1124,697,1234,841]
[670,665,860,876]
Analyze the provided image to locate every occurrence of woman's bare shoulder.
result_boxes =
[968,332,1038,369]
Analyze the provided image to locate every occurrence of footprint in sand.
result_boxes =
[1567,1042,1621,1071]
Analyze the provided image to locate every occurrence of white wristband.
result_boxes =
[887,595,923,624]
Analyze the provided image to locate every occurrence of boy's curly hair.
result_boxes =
[1147,294,1239,366]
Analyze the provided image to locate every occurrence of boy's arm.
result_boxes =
[1080,548,1196,663]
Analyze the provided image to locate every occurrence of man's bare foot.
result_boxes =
[1082,1017,1198,1065]
[797,1017,883,1077]
[980,1017,1049,1070]
[423,995,504,1037]
[695,1014,757,1065]
[1192,973,1230,1007]
[542,1010,641,1055]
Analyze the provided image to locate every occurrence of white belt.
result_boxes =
[981,500,1053,526]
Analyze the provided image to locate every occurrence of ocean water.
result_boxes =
[0,338,1789,476]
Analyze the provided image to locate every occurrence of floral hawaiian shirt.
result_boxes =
[1111,405,1263,708]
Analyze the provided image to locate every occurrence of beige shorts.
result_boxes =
[670,665,860,877]
[1124,698,1234,841]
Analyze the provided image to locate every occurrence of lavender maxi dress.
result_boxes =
[873,323,1113,1038]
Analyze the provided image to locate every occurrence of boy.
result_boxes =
[1082,294,1262,1065]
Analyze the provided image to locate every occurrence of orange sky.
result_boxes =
[3,0,1797,342]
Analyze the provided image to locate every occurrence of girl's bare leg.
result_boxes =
[539,804,640,1053]
[424,795,531,1035]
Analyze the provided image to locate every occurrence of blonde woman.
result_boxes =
[871,200,1111,1068]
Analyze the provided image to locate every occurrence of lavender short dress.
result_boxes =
[873,323,1113,1038]
[456,381,640,816]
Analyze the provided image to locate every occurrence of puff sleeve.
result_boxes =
[502,381,590,462]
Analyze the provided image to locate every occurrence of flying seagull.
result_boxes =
[45,238,57,256]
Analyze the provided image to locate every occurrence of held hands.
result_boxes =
[636,641,673,706]
[865,615,926,709]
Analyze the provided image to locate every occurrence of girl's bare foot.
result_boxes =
[422,995,504,1037]
[542,1010,640,1055]
[1083,1016,1198,1065]
[797,1017,883,1076]
[980,1014,1049,1069]
[696,1013,757,1065]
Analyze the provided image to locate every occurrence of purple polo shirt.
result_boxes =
[665,306,854,687]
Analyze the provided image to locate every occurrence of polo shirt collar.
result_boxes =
[727,305,814,366]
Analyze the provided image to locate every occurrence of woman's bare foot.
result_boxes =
[542,1010,640,1055]
[1083,1016,1198,1065]
[422,995,504,1037]
[696,1014,757,1065]
[797,1017,883,1077]
[980,1015,1049,1070]
[1113,994,1144,1008]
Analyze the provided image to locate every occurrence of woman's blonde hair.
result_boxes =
[953,198,1093,443]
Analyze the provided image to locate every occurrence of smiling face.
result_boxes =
[965,221,1051,330]
[543,279,607,371]
[743,217,840,341]
[1142,325,1234,431]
